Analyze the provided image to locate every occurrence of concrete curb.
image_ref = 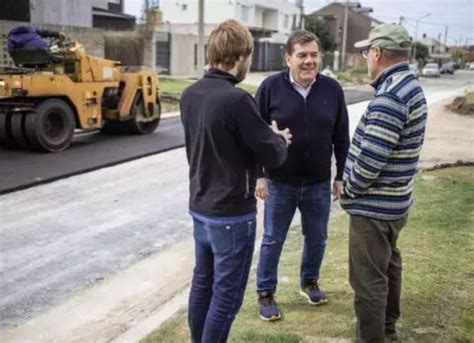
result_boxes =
[113,287,190,343]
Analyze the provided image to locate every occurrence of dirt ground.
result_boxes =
[419,97,474,169]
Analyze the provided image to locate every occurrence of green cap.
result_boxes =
[354,23,412,51]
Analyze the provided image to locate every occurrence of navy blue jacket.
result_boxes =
[180,68,287,216]
[7,26,60,50]
[256,70,350,185]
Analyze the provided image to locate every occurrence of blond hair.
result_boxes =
[207,19,253,70]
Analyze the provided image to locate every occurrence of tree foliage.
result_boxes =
[413,42,429,64]
[304,15,335,52]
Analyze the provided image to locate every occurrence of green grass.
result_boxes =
[159,78,193,94]
[159,77,257,95]
[237,83,258,95]
[350,66,368,75]
[143,167,474,343]
[158,77,257,113]
[336,67,370,85]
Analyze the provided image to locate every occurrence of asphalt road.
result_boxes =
[0,117,185,195]
[0,86,375,195]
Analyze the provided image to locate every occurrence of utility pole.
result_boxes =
[341,0,349,70]
[296,0,304,29]
[437,32,442,54]
[444,25,448,47]
[197,0,205,76]
[413,13,430,64]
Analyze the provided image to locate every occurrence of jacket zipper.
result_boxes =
[304,98,309,152]
[245,170,250,198]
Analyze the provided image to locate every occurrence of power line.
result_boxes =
[372,15,473,29]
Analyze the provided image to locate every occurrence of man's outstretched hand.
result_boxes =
[271,120,292,146]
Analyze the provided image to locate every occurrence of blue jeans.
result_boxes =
[188,215,256,343]
[257,180,331,293]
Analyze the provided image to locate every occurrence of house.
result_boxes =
[418,33,451,61]
[0,0,136,30]
[151,0,303,73]
[159,0,301,44]
[310,1,382,54]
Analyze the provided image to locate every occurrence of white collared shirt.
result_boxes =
[289,71,316,99]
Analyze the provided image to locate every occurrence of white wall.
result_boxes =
[30,0,93,27]
[254,7,264,27]
[159,0,300,30]
[91,0,108,10]
[160,0,237,24]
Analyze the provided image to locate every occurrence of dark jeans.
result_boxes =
[188,216,256,343]
[349,215,407,343]
[257,180,331,293]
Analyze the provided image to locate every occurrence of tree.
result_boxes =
[413,42,429,64]
[304,15,335,52]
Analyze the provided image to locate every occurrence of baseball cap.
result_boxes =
[354,23,412,51]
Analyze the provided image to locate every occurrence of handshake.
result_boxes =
[270,120,292,146]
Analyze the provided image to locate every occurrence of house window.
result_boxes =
[284,15,289,29]
[182,4,187,11]
[241,5,249,22]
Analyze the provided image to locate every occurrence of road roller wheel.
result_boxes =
[9,113,29,148]
[101,92,160,135]
[25,99,75,152]
[128,95,161,134]
[0,112,14,148]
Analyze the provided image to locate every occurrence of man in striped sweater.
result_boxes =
[340,24,428,343]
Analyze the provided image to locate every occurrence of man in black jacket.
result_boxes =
[255,30,350,321]
[180,19,291,343]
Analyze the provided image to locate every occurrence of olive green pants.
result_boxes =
[349,215,408,343]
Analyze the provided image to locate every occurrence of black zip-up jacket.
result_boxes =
[256,70,350,185]
[180,68,287,216]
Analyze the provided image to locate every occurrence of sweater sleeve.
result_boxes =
[333,86,350,181]
[254,81,272,177]
[255,81,271,124]
[230,91,287,169]
[344,93,408,197]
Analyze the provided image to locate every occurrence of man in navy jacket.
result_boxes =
[255,30,350,321]
[180,19,291,342]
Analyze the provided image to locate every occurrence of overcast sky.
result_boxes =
[124,0,474,46]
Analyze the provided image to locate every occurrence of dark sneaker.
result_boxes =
[258,291,282,321]
[300,281,328,305]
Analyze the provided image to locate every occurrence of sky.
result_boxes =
[124,0,474,46]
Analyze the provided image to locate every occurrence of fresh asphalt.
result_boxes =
[0,87,375,195]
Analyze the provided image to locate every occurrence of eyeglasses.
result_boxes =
[360,46,382,59]
[360,47,372,59]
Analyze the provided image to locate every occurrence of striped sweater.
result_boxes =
[340,63,428,220]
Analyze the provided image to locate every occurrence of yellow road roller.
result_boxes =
[0,39,161,152]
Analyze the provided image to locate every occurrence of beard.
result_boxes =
[236,58,250,82]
